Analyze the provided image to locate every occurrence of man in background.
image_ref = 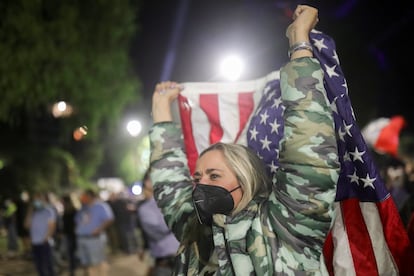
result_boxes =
[26,192,57,276]
[75,188,114,276]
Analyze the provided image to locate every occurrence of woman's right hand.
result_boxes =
[151,81,184,123]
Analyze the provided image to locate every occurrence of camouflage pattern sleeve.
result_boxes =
[268,57,340,271]
[148,121,195,242]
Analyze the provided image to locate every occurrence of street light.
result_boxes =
[126,120,142,137]
[52,100,73,118]
[219,54,244,81]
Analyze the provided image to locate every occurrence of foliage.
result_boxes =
[0,0,142,194]
[118,135,150,185]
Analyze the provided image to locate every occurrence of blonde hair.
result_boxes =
[199,142,271,214]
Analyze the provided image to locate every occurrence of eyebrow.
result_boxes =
[193,168,223,176]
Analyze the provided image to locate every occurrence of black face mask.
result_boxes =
[192,183,241,225]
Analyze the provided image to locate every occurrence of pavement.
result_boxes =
[0,252,153,276]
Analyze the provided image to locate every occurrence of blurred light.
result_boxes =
[20,191,29,201]
[73,125,88,141]
[127,120,142,137]
[52,101,73,118]
[0,159,4,170]
[97,177,125,193]
[131,184,142,195]
[219,54,244,81]
[57,101,67,111]
[99,190,110,201]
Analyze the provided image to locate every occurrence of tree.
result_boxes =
[0,0,142,193]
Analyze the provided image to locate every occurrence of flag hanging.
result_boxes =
[176,30,413,275]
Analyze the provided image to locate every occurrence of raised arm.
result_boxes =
[267,4,340,269]
[149,81,196,241]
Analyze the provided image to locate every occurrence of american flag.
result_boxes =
[176,30,413,275]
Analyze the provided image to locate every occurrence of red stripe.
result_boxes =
[199,94,223,144]
[235,92,255,142]
[342,199,379,276]
[178,95,198,175]
[323,230,334,276]
[376,198,414,276]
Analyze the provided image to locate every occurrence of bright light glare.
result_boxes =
[132,184,142,195]
[52,101,73,118]
[219,55,244,81]
[126,120,142,137]
[57,101,67,112]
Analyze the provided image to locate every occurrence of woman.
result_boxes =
[149,5,340,275]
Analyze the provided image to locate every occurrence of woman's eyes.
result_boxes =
[210,174,219,180]
[192,173,220,183]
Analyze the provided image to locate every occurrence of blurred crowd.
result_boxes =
[0,171,178,276]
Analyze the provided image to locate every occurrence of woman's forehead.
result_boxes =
[196,150,227,170]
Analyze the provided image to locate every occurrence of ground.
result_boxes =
[0,252,152,276]
[0,230,153,276]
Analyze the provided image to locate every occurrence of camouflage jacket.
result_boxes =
[149,57,340,275]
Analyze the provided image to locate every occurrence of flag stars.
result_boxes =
[343,151,351,162]
[268,160,278,173]
[338,128,346,142]
[260,110,269,125]
[249,126,259,141]
[260,136,272,151]
[343,121,353,137]
[312,38,328,52]
[271,97,282,109]
[333,50,339,65]
[349,147,366,162]
[264,85,272,94]
[269,119,281,134]
[347,170,359,184]
[330,97,338,114]
[361,174,376,189]
[266,92,273,102]
[324,64,340,78]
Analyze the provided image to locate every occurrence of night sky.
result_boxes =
[130,0,414,131]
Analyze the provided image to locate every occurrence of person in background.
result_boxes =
[105,192,120,254]
[362,116,414,227]
[25,192,57,276]
[61,194,79,276]
[137,169,179,276]
[395,129,414,227]
[16,191,32,259]
[148,5,340,274]
[75,188,114,276]
[2,198,19,259]
[109,190,139,255]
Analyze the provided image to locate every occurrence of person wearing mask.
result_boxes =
[25,192,57,276]
[137,169,180,276]
[148,5,340,275]
[75,188,114,276]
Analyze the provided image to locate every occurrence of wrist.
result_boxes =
[287,26,310,47]
[152,102,173,123]
[288,41,313,59]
